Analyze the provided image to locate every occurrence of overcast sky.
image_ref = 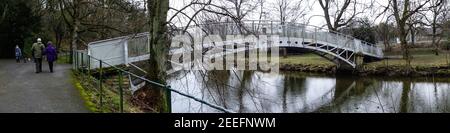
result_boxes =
[166,0,446,27]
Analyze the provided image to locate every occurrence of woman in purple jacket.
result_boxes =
[44,42,57,73]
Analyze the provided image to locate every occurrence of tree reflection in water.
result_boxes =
[169,71,450,113]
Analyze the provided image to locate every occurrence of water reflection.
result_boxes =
[169,71,450,113]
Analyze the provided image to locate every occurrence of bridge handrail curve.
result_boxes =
[171,20,383,57]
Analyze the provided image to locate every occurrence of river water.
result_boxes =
[169,70,450,113]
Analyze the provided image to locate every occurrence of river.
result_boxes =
[169,70,450,113]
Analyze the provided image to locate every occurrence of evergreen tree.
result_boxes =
[0,0,41,58]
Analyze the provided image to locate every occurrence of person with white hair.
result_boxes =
[31,38,45,73]
[15,45,22,63]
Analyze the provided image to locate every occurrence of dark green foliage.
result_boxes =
[351,18,377,44]
[352,26,377,44]
[339,18,377,44]
[0,0,41,58]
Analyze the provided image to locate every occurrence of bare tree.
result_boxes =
[146,0,170,113]
[318,0,373,32]
[376,22,396,51]
[132,0,266,112]
[389,0,432,68]
[58,0,147,61]
[220,0,261,21]
[271,0,309,24]
[422,0,446,55]
[405,10,425,46]
[59,0,92,60]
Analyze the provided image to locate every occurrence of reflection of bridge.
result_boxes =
[79,20,383,70]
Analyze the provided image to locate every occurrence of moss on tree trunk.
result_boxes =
[133,0,171,113]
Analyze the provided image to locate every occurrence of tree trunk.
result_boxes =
[134,0,170,113]
[149,0,170,113]
[432,24,439,55]
[401,39,411,67]
[397,18,412,69]
[0,4,7,25]
[383,39,391,52]
[432,35,438,55]
[55,32,62,52]
[399,26,412,69]
[70,19,80,63]
[410,26,415,46]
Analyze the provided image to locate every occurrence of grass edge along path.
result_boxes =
[70,71,143,113]
[71,71,98,113]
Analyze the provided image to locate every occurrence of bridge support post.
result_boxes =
[336,52,365,72]
[355,52,365,71]
[282,48,287,58]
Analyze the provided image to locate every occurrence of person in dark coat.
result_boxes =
[15,45,22,63]
[32,38,45,73]
[44,41,57,73]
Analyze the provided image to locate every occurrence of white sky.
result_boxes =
[283,0,392,27]
[166,0,444,28]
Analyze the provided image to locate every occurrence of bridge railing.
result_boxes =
[182,20,383,58]
[86,33,150,69]
[72,50,235,113]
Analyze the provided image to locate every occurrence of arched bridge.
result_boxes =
[72,20,385,113]
[80,20,383,70]
[189,20,383,68]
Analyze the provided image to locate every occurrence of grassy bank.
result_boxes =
[280,53,335,66]
[372,48,450,66]
[279,53,336,74]
[280,49,450,76]
[363,49,450,76]
[71,71,143,113]
[57,53,71,64]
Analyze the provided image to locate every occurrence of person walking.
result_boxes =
[45,41,57,73]
[15,45,22,63]
[31,38,45,73]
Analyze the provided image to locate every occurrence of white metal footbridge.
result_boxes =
[78,20,383,69]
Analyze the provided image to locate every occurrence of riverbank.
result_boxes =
[280,49,450,77]
[71,71,144,113]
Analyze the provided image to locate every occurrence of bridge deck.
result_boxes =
[82,21,384,69]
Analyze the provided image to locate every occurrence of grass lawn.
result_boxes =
[57,53,71,64]
[280,49,450,68]
[368,49,450,67]
[279,53,335,66]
